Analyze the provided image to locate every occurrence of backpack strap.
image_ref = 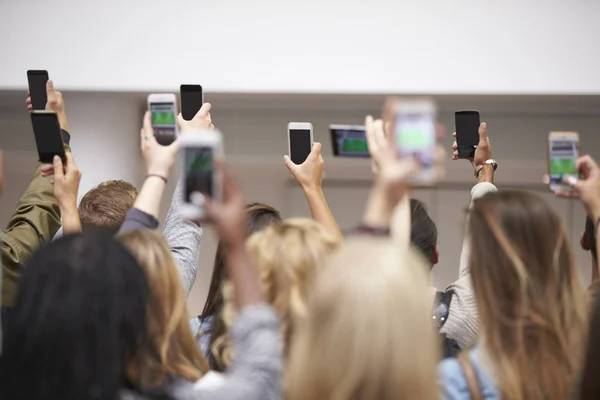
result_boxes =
[457,352,483,400]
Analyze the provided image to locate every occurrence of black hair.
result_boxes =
[586,216,597,261]
[0,231,149,400]
[410,199,438,264]
[199,202,282,371]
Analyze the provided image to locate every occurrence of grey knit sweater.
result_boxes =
[119,304,283,400]
[438,182,497,349]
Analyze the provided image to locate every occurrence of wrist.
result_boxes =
[362,187,396,228]
[59,200,79,215]
[477,165,494,183]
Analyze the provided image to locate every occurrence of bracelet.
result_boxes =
[146,174,168,184]
[354,224,391,236]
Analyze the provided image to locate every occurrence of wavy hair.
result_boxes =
[213,218,340,368]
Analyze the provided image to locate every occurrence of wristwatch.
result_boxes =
[475,159,498,178]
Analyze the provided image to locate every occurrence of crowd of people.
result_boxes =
[0,80,599,400]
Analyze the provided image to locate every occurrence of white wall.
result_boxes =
[1,0,599,94]
[1,92,598,315]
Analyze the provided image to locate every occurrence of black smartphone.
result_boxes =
[30,111,66,164]
[27,70,49,110]
[455,110,480,158]
[180,84,204,121]
[330,125,369,157]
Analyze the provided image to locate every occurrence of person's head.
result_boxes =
[0,231,148,400]
[200,203,282,371]
[79,180,138,234]
[118,229,209,388]
[581,216,598,266]
[469,190,587,400]
[287,237,438,400]
[410,198,438,267]
[214,218,340,368]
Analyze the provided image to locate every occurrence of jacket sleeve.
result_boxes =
[162,179,202,294]
[1,162,64,306]
[440,182,497,349]
[118,208,160,233]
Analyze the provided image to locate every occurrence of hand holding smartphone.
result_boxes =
[548,131,580,192]
[30,111,66,164]
[180,85,204,121]
[148,94,178,146]
[288,122,313,164]
[27,70,49,110]
[180,131,223,220]
[455,111,480,159]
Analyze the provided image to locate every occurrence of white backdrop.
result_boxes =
[1,0,599,94]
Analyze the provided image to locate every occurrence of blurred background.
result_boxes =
[1,0,599,315]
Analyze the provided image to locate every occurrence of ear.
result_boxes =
[431,245,439,265]
[581,231,590,251]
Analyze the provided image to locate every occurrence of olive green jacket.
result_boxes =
[1,161,63,306]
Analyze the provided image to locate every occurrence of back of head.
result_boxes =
[201,203,282,371]
[287,237,438,400]
[0,231,148,400]
[468,189,586,400]
[410,199,438,265]
[215,218,340,367]
[118,230,208,388]
[79,180,138,234]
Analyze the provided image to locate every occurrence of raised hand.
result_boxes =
[452,122,490,167]
[51,153,81,209]
[177,103,214,133]
[556,155,600,220]
[284,142,324,190]
[140,111,180,178]
[26,80,69,131]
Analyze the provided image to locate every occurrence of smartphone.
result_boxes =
[548,131,580,192]
[394,99,437,184]
[30,111,66,164]
[330,125,369,157]
[180,131,223,220]
[27,70,49,110]
[180,84,204,121]
[147,93,178,146]
[455,111,480,158]
[288,122,313,164]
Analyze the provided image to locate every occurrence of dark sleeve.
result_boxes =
[61,129,71,145]
[118,208,159,233]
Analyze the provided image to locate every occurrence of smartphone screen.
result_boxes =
[395,107,436,168]
[31,113,65,164]
[150,102,177,145]
[549,136,579,188]
[455,111,480,158]
[181,85,204,121]
[289,129,312,164]
[330,125,369,157]
[185,147,214,206]
[27,70,49,110]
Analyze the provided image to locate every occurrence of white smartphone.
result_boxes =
[147,93,178,146]
[548,131,580,192]
[393,99,437,184]
[180,130,223,221]
[288,122,313,164]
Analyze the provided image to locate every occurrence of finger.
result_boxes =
[65,152,78,176]
[452,141,458,151]
[452,132,456,138]
[365,115,379,154]
[176,113,186,129]
[576,155,599,175]
[41,164,54,177]
[284,154,296,170]
[53,155,65,179]
[555,190,578,199]
[45,80,57,109]
[478,122,487,140]
[26,97,32,105]
[27,90,30,96]
[27,105,33,113]
[310,142,323,158]
[373,119,387,150]
[197,102,212,118]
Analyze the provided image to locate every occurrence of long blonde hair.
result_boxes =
[469,190,587,400]
[287,237,438,400]
[213,218,340,368]
[118,230,209,388]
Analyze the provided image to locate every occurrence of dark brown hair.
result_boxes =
[469,190,586,400]
[199,202,282,371]
[79,180,138,234]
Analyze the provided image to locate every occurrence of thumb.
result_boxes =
[478,122,488,141]
[197,102,212,118]
[176,113,186,128]
[310,142,322,157]
[53,155,64,179]
[284,155,296,170]
[46,80,57,107]
[65,152,77,176]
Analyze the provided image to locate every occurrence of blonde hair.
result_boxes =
[118,230,209,388]
[213,219,340,368]
[287,237,438,400]
[469,190,587,400]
